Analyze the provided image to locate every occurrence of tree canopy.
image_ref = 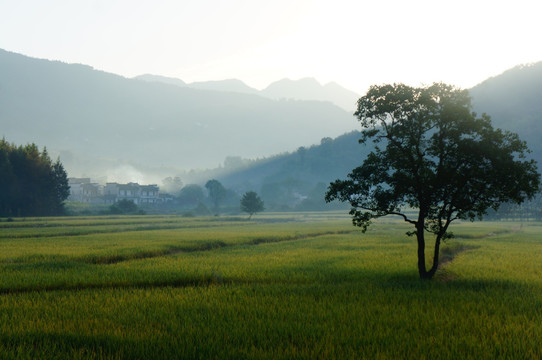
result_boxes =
[109,199,140,215]
[205,179,227,215]
[0,139,70,217]
[177,184,205,207]
[326,83,540,279]
[240,191,264,219]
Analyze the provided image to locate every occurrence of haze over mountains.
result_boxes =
[0,49,358,182]
[215,62,542,208]
[1,48,541,190]
[134,74,360,111]
[470,62,542,164]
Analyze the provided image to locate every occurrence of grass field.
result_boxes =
[0,212,541,359]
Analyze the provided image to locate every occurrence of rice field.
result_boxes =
[0,212,540,359]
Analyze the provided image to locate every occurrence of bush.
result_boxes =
[109,199,140,215]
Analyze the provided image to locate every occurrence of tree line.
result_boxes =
[0,139,70,217]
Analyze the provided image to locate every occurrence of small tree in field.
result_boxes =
[326,83,540,280]
[240,191,264,219]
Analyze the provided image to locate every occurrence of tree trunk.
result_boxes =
[427,236,442,278]
[416,229,442,280]
[416,223,430,279]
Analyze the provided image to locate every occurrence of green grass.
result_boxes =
[0,213,540,359]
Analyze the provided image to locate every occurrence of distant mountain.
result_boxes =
[134,74,187,87]
[262,78,360,112]
[470,61,542,163]
[135,75,260,95]
[215,63,542,209]
[0,49,357,180]
[3,47,540,198]
[188,79,260,95]
[134,74,360,111]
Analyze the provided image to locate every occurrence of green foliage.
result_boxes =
[326,83,541,279]
[240,191,264,218]
[0,138,70,217]
[109,199,141,215]
[177,184,205,208]
[205,179,227,214]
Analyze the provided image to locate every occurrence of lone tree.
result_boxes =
[326,83,540,280]
[240,191,264,219]
[205,179,226,215]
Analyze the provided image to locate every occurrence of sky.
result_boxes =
[1,0,542,95]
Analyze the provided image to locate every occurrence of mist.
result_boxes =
[2,49,542,216]
[0,49,359,180]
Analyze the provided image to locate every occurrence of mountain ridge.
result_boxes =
[0,48,357,181]
[134,73,360,111]
[213,62,542,209]
[1,48,540,191]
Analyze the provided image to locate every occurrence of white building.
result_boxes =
[68,179,160,204]
[103,182,160,204]
[68,178,103,203]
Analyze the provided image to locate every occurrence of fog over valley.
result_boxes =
[2,2,542,357]
[0,49,359,183]
[1,49,542,191]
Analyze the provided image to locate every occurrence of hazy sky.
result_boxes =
[1,0,542,94]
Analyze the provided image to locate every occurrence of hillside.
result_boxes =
[261,78,360,112]
[135,74,360,111]
[470,61,542,163]
[0,49,357,179]
[217,64,542,210]
[2,48,540,207]
[212,131,366,210]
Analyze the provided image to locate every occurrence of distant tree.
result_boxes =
[50,159,70,215]
[110,199,139,214]
[240,191,264,219]
[0,139,70,217]
[178,184,205,207]
[205,179,226,215]
[326,83,540,280]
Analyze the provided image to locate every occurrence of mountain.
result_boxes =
[262,78,360,112]
[215,63,542,210]
[134,74,360,111]
[134,74,187,87]
[0,49,358,180]
[470,61,542,163]
[135,75,260,95]
[188,79,260,95]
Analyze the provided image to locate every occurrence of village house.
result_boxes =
[68,178,103,203]
[68,178,160,204]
